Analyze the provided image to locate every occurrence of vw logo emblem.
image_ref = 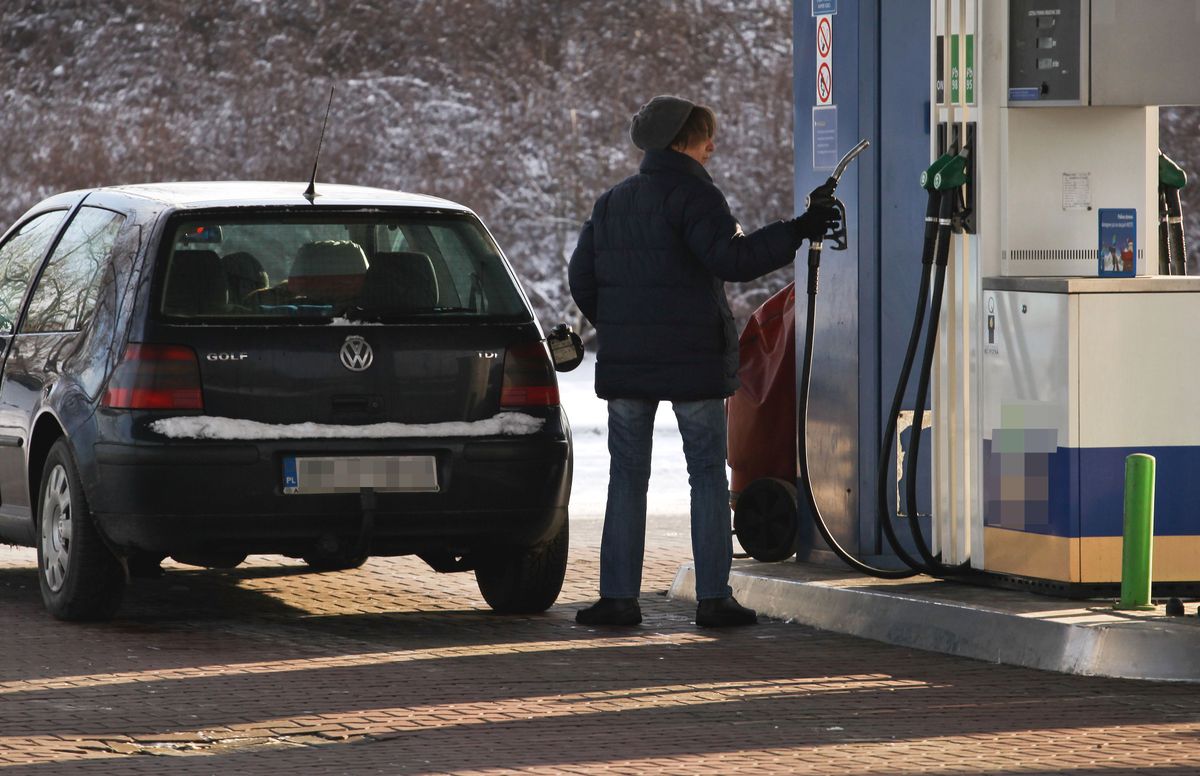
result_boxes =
[340,335,374,372]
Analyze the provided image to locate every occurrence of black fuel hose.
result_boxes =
[1166,188,1188,276]
[802,231,973,580]
[901,191,954,571]
[795,142,984,579]
[902,184,976,576]
[1159,188,1172,275]
[901,261,949,570]
[799,241,918,578]
[793,141,921,578]
[873,189,942,573]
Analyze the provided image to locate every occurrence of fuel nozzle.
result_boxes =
[921,152,957,192]
[1159,151,1189,275]
[933,151,968,192]
[805,139,870,251]
[931,150,969,266]
[918,153,956,266]
[1160,151,1188,191]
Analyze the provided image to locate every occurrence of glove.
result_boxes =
[789,204,841,246]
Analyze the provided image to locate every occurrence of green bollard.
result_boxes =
[1115,453,1156,611]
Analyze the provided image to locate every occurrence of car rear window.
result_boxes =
[156,212,530,323]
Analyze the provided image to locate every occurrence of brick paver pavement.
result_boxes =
[0,534,1197,774]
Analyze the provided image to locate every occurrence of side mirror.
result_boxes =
[546,323,584,372]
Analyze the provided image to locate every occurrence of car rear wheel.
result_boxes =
[475,519,568,614]
[37,440,124,621]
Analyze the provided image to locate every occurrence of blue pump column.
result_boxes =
[792,1,932,563]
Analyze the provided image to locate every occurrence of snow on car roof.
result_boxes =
[102,181,470,212]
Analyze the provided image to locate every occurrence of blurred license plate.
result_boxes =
[283,455,439,494]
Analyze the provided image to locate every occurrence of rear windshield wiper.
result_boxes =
[334,307,380,323]
[333,305,478,322]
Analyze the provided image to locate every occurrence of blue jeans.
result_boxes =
[599,398,733,601]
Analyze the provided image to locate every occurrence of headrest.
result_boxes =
[222,251,269,298]
[291,240,368,278]
[363,251,439,312]
[164,250,227,315]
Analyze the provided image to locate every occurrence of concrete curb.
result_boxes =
[670,563,1200,682]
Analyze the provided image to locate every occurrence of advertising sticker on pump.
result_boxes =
[1098,208,1137,278]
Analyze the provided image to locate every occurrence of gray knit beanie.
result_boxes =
[629,95,695,151]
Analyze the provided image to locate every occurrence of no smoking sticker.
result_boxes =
[815,14,833,106]
[817,63,832,103]
[817,16,831,57]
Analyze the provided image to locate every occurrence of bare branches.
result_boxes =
[0,0,793,327]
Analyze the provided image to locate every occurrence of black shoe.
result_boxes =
[575,597,642,626]
[696,596,757,628]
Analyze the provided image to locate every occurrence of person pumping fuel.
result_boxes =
[568,95,839,628]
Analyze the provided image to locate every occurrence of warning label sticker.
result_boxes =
[812,106,838,170]
[815,14,833,106]
[1062,172,1090,211]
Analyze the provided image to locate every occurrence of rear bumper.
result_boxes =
[87,413,571,556]
[97,505,568,557]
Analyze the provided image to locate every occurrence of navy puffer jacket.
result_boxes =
[568,149,799,400]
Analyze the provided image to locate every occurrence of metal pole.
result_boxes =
[1116,453,1156,611]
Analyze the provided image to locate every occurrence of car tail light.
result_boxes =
[500,341,559,407]
[102,344,204,410]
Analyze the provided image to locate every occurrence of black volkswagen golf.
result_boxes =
[0,182,578,620]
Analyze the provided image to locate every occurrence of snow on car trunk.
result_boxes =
[149,411,544,440]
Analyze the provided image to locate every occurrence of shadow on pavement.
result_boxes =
[1,556,1199,774]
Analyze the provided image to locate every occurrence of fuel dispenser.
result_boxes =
[739,0,1200,595]
[943,0,1200,593]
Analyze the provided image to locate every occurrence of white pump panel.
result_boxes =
[1001,106,1158,277]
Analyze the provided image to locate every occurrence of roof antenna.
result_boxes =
[303,86,335,203]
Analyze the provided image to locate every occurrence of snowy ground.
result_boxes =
[558,354,713,550]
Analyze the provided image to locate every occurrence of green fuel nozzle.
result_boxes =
[918,154,956,266]
[920,153,956,191]
[928,150,971,266]
[1160,151,1187,190]
[1159,151,1189,274]
[933,153,968,191]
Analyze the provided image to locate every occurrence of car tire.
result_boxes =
[475,519,568,614]
[36,439,124,621]
[302,548,369,572]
